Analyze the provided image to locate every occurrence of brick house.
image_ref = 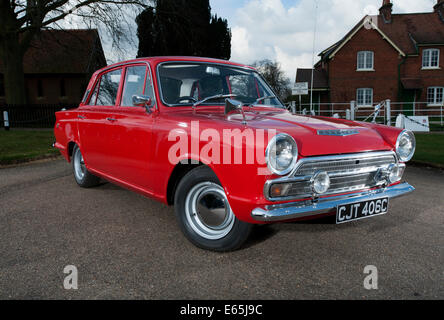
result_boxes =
[0,29,106,105]
[296,0,444,115]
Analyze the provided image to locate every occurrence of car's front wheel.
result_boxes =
[174,166,252,252]
[72,144,100,188]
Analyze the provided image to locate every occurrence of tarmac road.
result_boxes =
[0,159,443,299]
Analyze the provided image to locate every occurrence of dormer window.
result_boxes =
[357,51,374,71]
[422,49,440,69]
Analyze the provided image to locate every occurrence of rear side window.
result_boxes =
[95,69,122,106]
[121,66,147,106]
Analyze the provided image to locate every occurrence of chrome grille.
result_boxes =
[294,154,396,176]
[267,152,397,200]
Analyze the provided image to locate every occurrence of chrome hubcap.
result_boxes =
[185,182,235,240]
[73,148,86,181]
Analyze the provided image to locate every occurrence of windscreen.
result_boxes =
[157,62,284,108]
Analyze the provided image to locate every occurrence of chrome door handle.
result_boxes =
[77,115,85,119]
[106,117,117,122]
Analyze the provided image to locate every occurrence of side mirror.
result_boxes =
[224,98,242,115]
[132,95,153,113]
[225,98,247,125]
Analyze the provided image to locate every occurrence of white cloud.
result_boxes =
[228,0,436,82]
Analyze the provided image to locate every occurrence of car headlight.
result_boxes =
[396,130,416,162]
[266,133,298,175]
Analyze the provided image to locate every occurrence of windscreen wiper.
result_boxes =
[246,95,276,107]
[192,94,237,108]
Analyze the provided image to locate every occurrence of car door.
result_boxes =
[104,64,156,191]
[78,67,123,175]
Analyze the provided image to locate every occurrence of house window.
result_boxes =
[422,49,440,69]
[357,51,374,70]
[427,87,444,106]
[357,88,373,106]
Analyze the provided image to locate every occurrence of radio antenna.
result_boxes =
[310,0,319,115]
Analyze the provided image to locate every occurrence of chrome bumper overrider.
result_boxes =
[251,182,415,222]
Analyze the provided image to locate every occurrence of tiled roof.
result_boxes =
[295,68,329,89]
[320,11,444,59]
[378,13,444,55]
[0,29,106,74]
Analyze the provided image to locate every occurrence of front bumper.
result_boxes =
[251,182,415,222]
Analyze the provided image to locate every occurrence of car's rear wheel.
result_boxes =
[174,166,252,252]
[72,144,100,188]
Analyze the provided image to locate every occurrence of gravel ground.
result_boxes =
[0,160,442,299]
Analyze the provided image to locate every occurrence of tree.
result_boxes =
[0,0,148,104]
[252,59,291,100]
[136,0,231,60]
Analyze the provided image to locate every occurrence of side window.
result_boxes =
[121,65,147,106]
[88,82,99,105]
[96,69,122,106]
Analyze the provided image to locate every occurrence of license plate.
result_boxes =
[336,198,389,224]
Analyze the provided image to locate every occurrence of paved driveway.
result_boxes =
[0,160,442,299]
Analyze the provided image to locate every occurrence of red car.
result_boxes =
[54,56,416,251]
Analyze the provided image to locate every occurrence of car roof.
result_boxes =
[97,56,255,74]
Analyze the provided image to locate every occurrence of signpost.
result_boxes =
[292,82,309,95]
[292,82,309,113]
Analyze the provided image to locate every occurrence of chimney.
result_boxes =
[435,0,444,22]
[379,0,393,24]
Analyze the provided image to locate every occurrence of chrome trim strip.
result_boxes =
[264,150,398,201]
[317,129,360,136]
[252,182,415,222]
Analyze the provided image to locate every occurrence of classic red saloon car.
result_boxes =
[54,56,416,251]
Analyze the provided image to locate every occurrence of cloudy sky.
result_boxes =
[209,0,436,82]
[92,0,436,82]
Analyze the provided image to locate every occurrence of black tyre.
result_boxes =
[72,145,100,188]
[174,166,253,252]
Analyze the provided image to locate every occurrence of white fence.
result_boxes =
[286,100,444,130]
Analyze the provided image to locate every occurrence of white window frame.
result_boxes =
[422,49,440,69]
[357,88,373,106]
[427,87,444,106]
[357,51,374,71]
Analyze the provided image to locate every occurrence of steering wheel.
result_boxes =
[174,96,198,104]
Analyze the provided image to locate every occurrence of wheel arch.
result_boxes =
[67,141,77,159]
[166,160,204,205]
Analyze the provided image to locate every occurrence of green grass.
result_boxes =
[412,133,444,167]
[0,130,59,164]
